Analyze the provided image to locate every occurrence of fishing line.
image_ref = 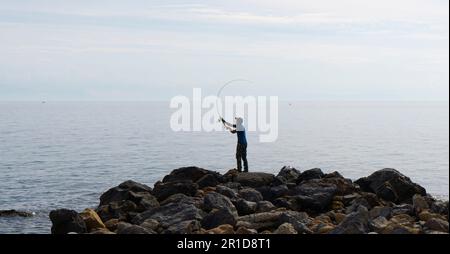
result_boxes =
[215,79,253,123]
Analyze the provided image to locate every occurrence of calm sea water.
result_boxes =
[0,101,448,233]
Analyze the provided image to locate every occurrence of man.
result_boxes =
[221,117,248,172]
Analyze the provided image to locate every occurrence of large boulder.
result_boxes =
[99,180,152,206]
[201,208,237,229]
[239,188,263,202]
[132,202,204,228]
[163,220,201,234]
[96,200,138,222]
[329,206,370,234]
[273,223,297,234]
[355,168,426,203]
[162,166,221,183]
[276,166,301,183]
[152,180,198,202]
[258,185,289,201]
[79,208,105,231]
[289,179,337,213]
[215,185,238,199]
[297,168,324,183]
[203,192,238,216]
[49,209,87,234]
[234,199,257,216]
[233,172,277,188]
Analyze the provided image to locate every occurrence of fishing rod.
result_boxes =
[215,79,253,125]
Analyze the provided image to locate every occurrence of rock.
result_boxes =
[430,200,448,215]
[152,180,198,202]
[206,224,235,234]
[196,174,220,188]
[132,202,204,228]
[79,208,105,231]
[0,209,34,217]
[116,222,154,234]
[276,166,301,183]
[355,168,426,203]
[238,211,285,231]
[128,191,159,211]
[273,223,297,234]
[215,185,238,199]
[392,203,414,216]
[330,206,370,234]
[290,179,337,213]
[163,166,221,183]
[49,209,87,234]
[159,193,196,206]
[412,194,429,214]
[418,211,446,222]
[236,227,258,234]
[333,213,347,224]
[96,200,138,222]
[89,228,116,234]
[239,188,263,202]
[140,219,160,231]
[234,172,277,188]
[278,211,312,234]
[163,220,201,234]
[424,218,448,232]
[203,192,238,216]
[256,201,276,213]
[235,199,257,216]
[99,180,152,206]
[370,216,389,233]
[258,185,289,201]
[318,225,335,234]
[202,208,237,230]
[297,168,324,182]
[104,219,120,231]
[369,206,392,219]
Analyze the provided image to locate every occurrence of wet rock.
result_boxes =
[152,180,198,202]
[297,168,324,182]
[424,218,448,232]
[235,199,257,216]
[79,208,105,231]
[0,210,34,217]
[273,223,297,234]
[239,188,263,202]
[49,209,87,234]
[202,208,237,230]
[355,168,426,203]
[276,166,301,183]
[256,201,276,213]
[234,172,277,188]
[330,206,370,234]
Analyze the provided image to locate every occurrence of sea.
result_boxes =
[0,101,448,233]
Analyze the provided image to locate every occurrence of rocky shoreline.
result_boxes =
[49,167,449,234]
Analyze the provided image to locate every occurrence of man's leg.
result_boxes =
[242,144,248,172]
[236,144,242,172]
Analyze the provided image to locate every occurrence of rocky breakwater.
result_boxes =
[49,167,449,234]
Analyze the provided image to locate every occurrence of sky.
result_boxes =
[0,0,448,101]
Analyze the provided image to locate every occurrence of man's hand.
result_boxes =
[221,118,225,123]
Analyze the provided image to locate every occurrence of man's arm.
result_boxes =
[223,122,237,133]
[221,118,236,128]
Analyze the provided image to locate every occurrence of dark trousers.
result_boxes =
[236,143,248,172]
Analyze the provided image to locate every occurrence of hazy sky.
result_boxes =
[0,0,448,101]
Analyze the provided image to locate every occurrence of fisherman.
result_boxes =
[221,117,248,172]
